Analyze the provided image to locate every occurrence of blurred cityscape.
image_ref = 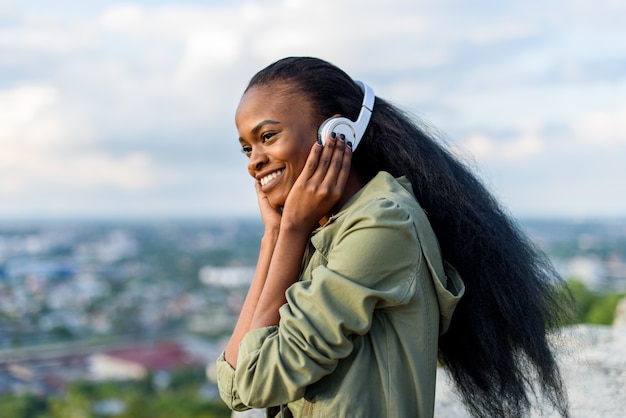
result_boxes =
[0,218,263,401]
[1,217,625,400]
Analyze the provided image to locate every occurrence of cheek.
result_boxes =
[280,147,308,177]
[292,140,315,169]
[287,158,307,182]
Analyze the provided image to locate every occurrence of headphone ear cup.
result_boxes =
[317,117,356,146]
[317,118,333,145]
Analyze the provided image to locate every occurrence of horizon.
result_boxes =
[1,214,626,225]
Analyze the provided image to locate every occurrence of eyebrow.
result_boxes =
[238,119,281,143]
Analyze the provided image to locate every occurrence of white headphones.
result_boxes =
[317,81,375,151]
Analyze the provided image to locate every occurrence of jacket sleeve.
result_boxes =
[218,198,421,409]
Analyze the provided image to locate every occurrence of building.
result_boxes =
[88,342,200,381]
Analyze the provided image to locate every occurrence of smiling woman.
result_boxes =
[214,56,572,418]
[236,85,329,210]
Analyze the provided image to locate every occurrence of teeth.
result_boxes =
[260,169,284,186]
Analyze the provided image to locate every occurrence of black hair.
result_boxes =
[246,56,572,417]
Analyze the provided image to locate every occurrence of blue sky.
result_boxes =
[1,0,625,220]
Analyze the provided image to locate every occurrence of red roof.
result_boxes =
[101,343,198,371]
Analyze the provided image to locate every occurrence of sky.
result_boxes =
[1,0,625,220]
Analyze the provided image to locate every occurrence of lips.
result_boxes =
[260,169,284,186]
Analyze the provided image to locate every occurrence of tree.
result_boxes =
[586,293,624,325]
[565,279,595,324]
[0,394,47,418]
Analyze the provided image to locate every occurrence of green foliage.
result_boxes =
[48,389,92,418]
[565,279,625,326]
[565,280,596,324]
[119,391,229,418]
[586,293,624,325]
[0,394,48,418]
[0,371,231,418]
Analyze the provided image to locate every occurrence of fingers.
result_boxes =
[282,132,352,228]
[320,132,351,188]
[255,179,283,229]
[332,134,352,189]
[305,131,351,184]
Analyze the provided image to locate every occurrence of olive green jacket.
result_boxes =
[217,171,464,417]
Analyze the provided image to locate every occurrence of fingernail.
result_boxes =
[317,137,323,145]
[347,141,353,148]
[339,134,346,141]
[331,132,336,139]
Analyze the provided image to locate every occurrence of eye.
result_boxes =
[241,144,252,157]
[261,132,276,143]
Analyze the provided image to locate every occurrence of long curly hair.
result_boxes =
[245,56,571,417]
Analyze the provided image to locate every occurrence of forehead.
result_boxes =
[235,84,314,127]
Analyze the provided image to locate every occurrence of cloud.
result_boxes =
[0,84,93,148]
[456,101,626,165]
[1,0,625,219]
[0,83,168,195]
[574,107,626,148]
[459,132,543,163]
[0,150,162,192]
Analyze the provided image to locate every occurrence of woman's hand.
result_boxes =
[255,180,282,234]
[282,134,352,232]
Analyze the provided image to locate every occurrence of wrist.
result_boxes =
[262,227,280,245]
[275,221,313,253]
[279,213,319,236]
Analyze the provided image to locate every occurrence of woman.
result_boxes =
[216,57,570,417]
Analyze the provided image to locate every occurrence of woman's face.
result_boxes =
[236,84,320,209]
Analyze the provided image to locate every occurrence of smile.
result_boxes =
[260,169,284,186]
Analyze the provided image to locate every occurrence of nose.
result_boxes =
[247,146,268,177]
